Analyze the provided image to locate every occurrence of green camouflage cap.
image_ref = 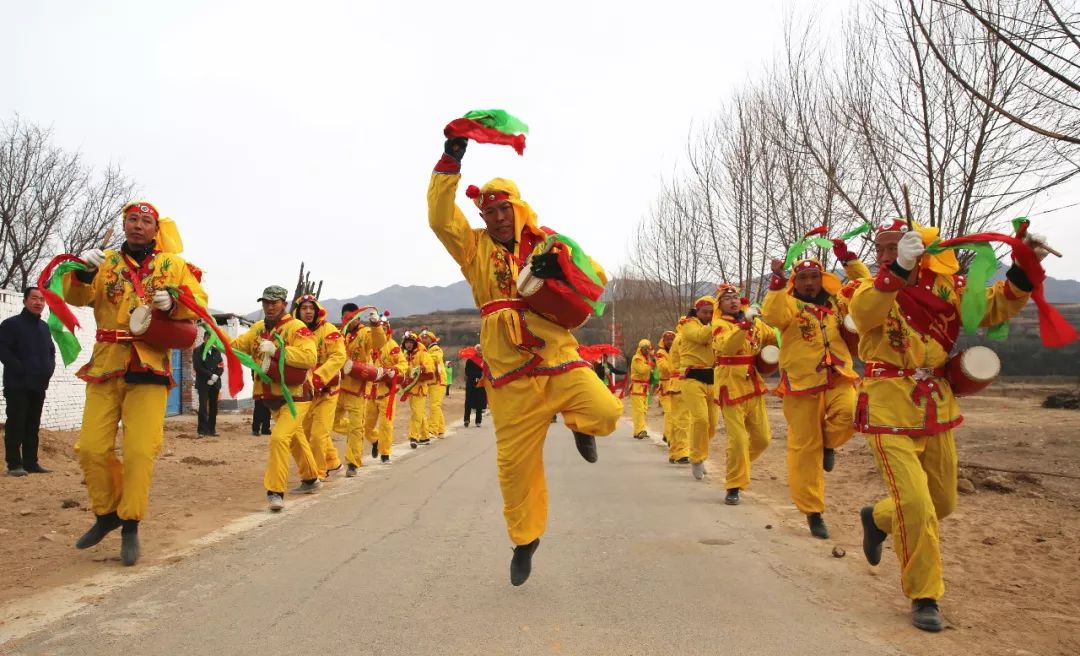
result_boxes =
[257,285,289,302]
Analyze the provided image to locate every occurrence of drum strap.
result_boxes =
[480,298,528,317]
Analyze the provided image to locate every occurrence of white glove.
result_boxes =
[744,306,760,322]
[1025,232,1052,261]
[343,360,354,375]
[82,248,106,268]
[258,340,276,356]
[896,230,925,271]
[209,374,219,385]
[365,310,381,326]
[152,290,174,311]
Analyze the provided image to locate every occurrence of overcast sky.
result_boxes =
[4,0,1078,313]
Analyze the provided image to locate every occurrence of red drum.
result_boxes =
[517,270,593,330]
[945,346,1000,397]
[755,345,780,376]
[266,354,309,386]
[841,315,860,357]
[128,306,197,349]
[347,362,379,381]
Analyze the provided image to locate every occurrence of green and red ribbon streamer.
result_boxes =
[927,231,1077,348]
[272,332,298,418]
[444,109,528,155]
[782,223,871,271]
[37,254,90,366]
[543,233,606,316]
[169,285,246,398]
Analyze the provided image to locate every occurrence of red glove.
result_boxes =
[832,238,856,264]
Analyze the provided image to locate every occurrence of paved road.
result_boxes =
[4,420,902,655]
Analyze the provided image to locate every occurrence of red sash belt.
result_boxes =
[480,299,528,317]
[715,355,754,366]
[96,329,134,343]
[865,361,947,404]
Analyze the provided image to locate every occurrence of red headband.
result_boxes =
[716,284,739,298]
[793,260,824,273]
[876,219,909,235]
[465,185,511,210]
[123,202,159,221]
[695,298,714,309]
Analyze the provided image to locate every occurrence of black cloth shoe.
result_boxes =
[510,538,540,586]
[668,458,676,464]
[677,457,690,464]
[252,430,260,436]
[410,439,418,449]
[911,599,944,632]
[76,512,122,549]
[371,442,379,459]
[725,488,741,505]
[464,421,470,427]
[807,513,830,539]
[261,430,272,435]
[381,455,390,463]
[120,520,140,566]
[860,505,886,566]
[662,436,668,444]
[823,448,836,472]
[572,432,597,463]
[24,464,50,474]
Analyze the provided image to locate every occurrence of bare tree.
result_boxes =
[0,116,134,290]
[912,0,1080,144]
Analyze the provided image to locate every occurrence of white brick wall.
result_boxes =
[0,287,97,430]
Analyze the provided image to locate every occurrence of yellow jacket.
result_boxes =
[656,348,673,395]
[232,314,317,402]
[762,260,868,396]
[62,248,206,383]
[368,336,408,400]
[849,268,1029,435]
[629,353,655,397]
[340,325,375,397]
[677,317,716,371]
[403,344,435,397]
[427,173,601,387]
[310,321,346,395]
[427,344,446,386]
[712,314,778,405]
[667,331,685,395]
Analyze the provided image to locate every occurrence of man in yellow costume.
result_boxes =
[762,241,868,538]
[678,297,719,481]
[712,284,777,506]
[850,219,1050,632]
[401,331,435,448]
[294,295,346,480]
[364,318,405,463]
[233,285,318,512]
[65,201,206,566]
[337,302,377,475]
[428,136,622,586]
[420,329,447,439]
[666,319,691,465]
[655,330,675,445]
[629,339,655,439]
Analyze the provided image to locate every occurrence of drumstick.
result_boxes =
[901,184,913,230]
[1015,220,1062,258]
[101,225,115,249]
[261,353,272,374]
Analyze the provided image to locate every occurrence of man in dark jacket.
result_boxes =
[463,345,487,427]
[193,331,224,436]
[0,287,56,476]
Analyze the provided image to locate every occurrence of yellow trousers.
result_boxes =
[721,396,771,490]
[302,393,341,478]
[364,395,394,456]
[490,367,623,545]
[266,401,313,494]
[77,379,167,520]
[427,383,446,436]
[408,394,428,439]
[333,401,350,433]
[782,383,856,513]
[685,379,717,465]
[631,394,648,434]
[660,394,671,438]
[339,393,367,467]
[868,431,957,601]
[667,392,689,460]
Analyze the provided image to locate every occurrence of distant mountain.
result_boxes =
[244,280,476,322]
[243,271,1080,322]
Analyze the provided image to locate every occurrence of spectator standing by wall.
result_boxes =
[193,331,224,436]
[0,287,56,476]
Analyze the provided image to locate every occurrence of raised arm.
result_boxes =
[428,138,478,269]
